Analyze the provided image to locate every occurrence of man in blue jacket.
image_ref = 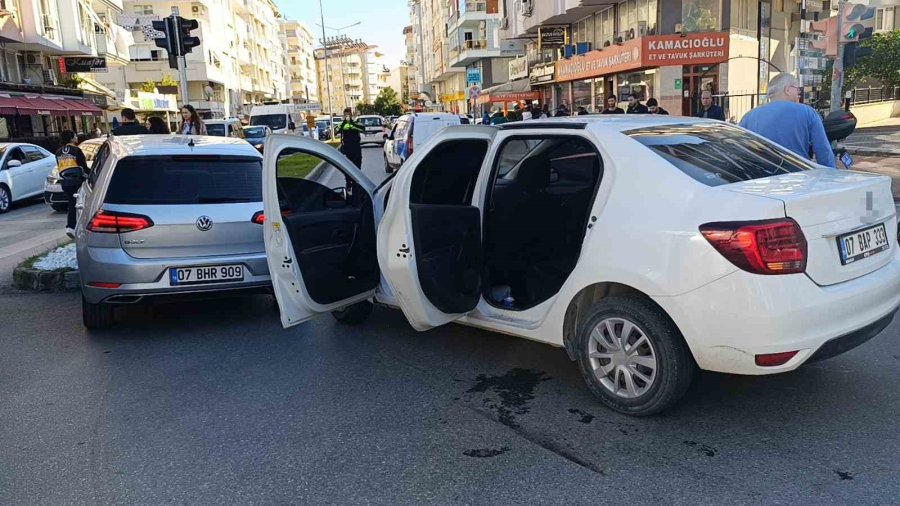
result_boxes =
[739,73,835,168]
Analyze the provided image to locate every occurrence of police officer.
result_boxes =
[338,107,364,168]
[55,130,88,238]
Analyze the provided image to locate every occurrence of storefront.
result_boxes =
[0,94,104,139]
[528,63,556,110]
[554,31,729,114]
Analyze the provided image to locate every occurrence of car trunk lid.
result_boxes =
[726,169,896,286]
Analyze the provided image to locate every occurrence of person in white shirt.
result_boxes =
[521,103,533,121]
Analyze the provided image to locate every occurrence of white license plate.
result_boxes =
[837,224,890,265]
[169,264,244,285]
[46,183,61,193]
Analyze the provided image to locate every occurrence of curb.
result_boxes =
[846,146,900,157]
[12,267,79,292]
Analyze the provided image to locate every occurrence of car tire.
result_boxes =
[82,295,115,329]
[331,300,374,324]
[574,296,695,416]
[51,203,67,212]
[0,184,10,214]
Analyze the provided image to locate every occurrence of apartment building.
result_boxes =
[0,0,124,139]
[402,24,418,105]
[96,0,287,120]
[314,40,385,114]
[493,0,821,120]
[280,19,319,104]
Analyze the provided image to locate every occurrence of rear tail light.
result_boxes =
[700,219,807,275]
[88,282,121,289]
[251,209,292,224]
[755,351,799,367]
[408,132,414,156]
[87,210,153,234]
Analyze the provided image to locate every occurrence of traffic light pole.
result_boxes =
[169,15,189,107]
[830,0,846,113]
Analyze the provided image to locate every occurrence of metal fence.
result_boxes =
[851,86,900,105]
[689,92,761,123]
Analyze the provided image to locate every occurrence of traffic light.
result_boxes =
[177,17,201,55]
[809,17,838,57]
[843,38,874,68]
[151,18,174,54]
[840,3,875,42]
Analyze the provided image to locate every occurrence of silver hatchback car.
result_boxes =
[75,135,271,328]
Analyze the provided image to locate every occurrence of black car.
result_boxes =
[243,125,272,153]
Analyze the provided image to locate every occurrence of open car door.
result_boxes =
[377,127,496,331]
[264,135,379,328]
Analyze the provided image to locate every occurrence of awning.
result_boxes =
[0,95,107,116]
[58,99,103,116]
[475,78,540,105]
[19,97,69,114]
[0,96,33,115]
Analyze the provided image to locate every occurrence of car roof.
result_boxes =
[108,135,261,158]
[497,115,718,134]
[357,115,383,118]
[205,119,241,124]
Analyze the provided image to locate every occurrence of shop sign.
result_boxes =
[538,26,568,48]
[466,68,482,86]
[137,91,177,111]
[60,57,108,73]
[555,38,642,82]
[509,57,528,81]
[499,39,526,57]
[529,63,555,85]
[644,32,729,66]
[674,78,683,90]
[476,91,541,106]
[554,32,730,82]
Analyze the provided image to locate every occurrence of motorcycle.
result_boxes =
[823,110,857,169]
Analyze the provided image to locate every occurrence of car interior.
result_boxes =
[408,135,603,313]
[276,148,379,305]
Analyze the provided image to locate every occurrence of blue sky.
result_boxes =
[275,0,409,68]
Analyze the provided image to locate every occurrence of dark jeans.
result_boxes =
[62,180,80,229]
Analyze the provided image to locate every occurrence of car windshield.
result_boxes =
[206,124,227,136]
[625,123,816,187]
[358,117,383,127]
[243,126,267,138]
[251,114,286,130]
[104,155,262,205]
[316,121,330,129]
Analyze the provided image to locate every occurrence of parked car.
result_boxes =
[75,135,271,329]
[44,137,105,212]
[205,118,245,139]
[243,125,272,153]
[383,113,462,173]
[263,117,900,416]
[315,118,333,140]
[0,142,57,213]
[356,115,386,146]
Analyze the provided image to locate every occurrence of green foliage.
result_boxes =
[140,80,157,93]
[160,74,179,87]
[356,102,376,115]
[822,32,900,97]
[373,88,403,117]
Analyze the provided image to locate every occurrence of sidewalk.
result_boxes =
[844,117,900,157]
[852,155,900,201]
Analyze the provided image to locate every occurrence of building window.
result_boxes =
[594,7,615,47]
[133,5,153,15]
[730,0,758,32]
[682,0,721,33]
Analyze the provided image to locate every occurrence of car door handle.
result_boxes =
[75,203,84,210]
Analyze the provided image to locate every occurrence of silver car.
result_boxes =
[75,135,271,329]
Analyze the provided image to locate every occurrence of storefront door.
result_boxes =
[682,65,719,116]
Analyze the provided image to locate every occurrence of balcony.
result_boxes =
[94,24,133,65]
[450,39,498,67]
[450,0,501,31]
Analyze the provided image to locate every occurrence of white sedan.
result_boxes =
[0,142,57,213]
[261,117,900,416]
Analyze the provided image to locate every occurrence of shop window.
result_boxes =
[682,0,721,32]
[132,4,153,15]
[0,117,9,139]
[594,8,615,47]
[731,0,759,32]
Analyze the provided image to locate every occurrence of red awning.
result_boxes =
[58,99,103,116]
[18,97,69,114]
[0,96,33,115]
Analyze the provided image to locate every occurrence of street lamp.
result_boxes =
[317,20,360,112]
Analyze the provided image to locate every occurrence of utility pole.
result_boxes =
[170,15,189,106]
[318,0,335,139]
[830,0,846,113]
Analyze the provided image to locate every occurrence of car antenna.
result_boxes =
[188,137,195,149]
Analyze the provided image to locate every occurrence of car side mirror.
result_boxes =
[325,187,348,209]
[7,159,21,168]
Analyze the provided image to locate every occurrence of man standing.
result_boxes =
[338,107,364,168]
[646,98,669,115]
[521,103,533,121]
[626,93,649,114]
[695,90,726,120]
[600,95,624,114]
[111,108,150,135]
[56,130,88,239]
[739,73,835,168]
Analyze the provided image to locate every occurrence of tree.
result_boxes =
[356,102,376,115]
[820,31,900,98]
[373,87,403,117]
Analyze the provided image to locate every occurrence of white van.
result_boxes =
[249,104,302,134]
[383,113,462,172]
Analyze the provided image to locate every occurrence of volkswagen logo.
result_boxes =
[196,216,213,231]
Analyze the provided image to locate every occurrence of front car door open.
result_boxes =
[264,135,378,327]
[377,127,496,330]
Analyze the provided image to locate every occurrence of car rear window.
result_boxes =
[104,156,262,205]
[206,124,226,136]
[625,123,816,187]
[358,117,383,127]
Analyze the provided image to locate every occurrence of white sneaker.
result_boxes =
[65,228,75,239]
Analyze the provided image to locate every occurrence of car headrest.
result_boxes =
[517,154,551,191]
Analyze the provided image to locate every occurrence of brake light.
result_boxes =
[755,351,799,367]
[251,209,292,224]
[87,210,153,233]
[700,219,807,275]
[408,132,414,156]
[88,282,121,289]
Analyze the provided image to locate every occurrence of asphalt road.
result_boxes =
[0,196,67,286]
[3,146,900,504]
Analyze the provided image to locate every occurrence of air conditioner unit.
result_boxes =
[24,53,39,65]
[519,0,533,17]
[42,69,55,84]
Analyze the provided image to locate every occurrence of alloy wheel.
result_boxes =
[0,187,9,212]
[587,317,658,398]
